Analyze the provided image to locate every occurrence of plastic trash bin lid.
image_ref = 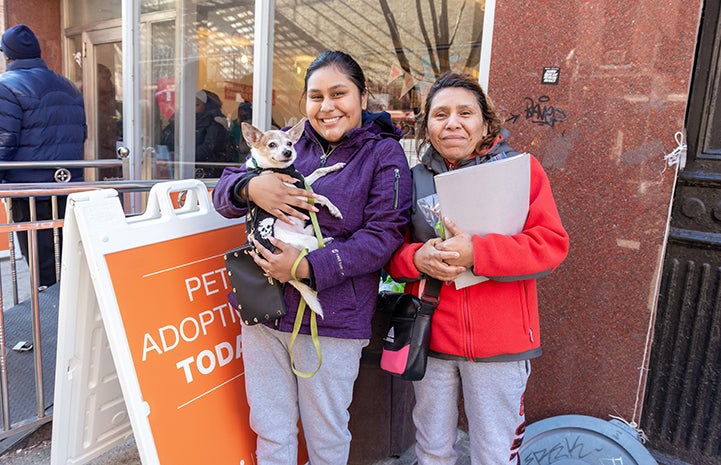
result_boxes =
[519,414,657,464]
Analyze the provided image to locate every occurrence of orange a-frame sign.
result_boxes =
[104,226,254,464]
[52,181,311,465]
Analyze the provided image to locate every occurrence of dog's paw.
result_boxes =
[327,205,343,218]
[324,162,345,173]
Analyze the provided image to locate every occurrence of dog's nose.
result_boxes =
[282,148,292,158]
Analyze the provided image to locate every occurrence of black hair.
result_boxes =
[237,101,252,123]
[417,72,502,155]
[302,50,367,98]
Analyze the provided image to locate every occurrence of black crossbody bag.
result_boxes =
[379,278,442,381]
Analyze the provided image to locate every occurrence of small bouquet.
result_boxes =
[379,273,405,293]
[417,194,445,239]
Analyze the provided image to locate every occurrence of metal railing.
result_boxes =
[0,160,217,441]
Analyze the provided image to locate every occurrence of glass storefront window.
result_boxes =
[66,36,83,91]
[63,0,486,181]
[65,0,121,28]
[143,0,254,180]
[273,0,486,159]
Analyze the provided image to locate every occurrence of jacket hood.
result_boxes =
[5,57,47,71]
[420,128,517,175]
[361,110,403,140]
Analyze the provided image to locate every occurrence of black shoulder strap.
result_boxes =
[419,277,442,315]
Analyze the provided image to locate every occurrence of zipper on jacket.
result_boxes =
[462,287,474,360]
[393,168,400,209]
[519,281,532,342]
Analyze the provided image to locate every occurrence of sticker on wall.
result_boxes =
[542,66,560,85]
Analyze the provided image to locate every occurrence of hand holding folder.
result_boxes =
[433,152,531,289]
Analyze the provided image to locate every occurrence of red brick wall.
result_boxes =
[489,0,701,423]
[4,0,61,72]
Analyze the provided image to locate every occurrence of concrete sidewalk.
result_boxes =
[1,422,475,465]
[1,423,469,465]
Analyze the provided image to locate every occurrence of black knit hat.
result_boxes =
[1,24,41,60]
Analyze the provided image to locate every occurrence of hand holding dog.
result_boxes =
[251,236,308,283]
[248,173,320,225]
[413,236,466,282]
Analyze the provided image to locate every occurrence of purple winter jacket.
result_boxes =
[212,111,412,339]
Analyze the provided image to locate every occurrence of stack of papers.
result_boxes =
[434,152,531,288]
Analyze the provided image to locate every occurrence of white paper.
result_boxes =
[434,153,531,289]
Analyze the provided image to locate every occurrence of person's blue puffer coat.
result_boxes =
[0,57,87,183]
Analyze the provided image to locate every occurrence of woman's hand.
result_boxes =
[413,237,467,282]
[435,218,475,268]
[250,237,306,283]
[247,172,320,224]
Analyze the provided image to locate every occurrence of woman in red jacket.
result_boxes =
[387,72,569,464]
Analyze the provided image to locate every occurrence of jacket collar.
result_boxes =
[420,129,516,174]
[6,57,47,71]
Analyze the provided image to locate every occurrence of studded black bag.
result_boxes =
[224,243,286,325]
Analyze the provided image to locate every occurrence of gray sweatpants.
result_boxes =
[241,323,368,465]
[412,357,530,465]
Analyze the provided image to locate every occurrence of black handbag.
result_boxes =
[379,278,442,381]
[224,243,286,325]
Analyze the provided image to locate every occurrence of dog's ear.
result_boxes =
[241,122,263,146]
[286,118,307,144]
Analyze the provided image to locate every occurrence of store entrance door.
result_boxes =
[83,28,124,181]
[642,2,721,463]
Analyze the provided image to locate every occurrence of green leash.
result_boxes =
[288,179,324,378]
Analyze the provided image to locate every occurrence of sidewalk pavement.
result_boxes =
[0,420,475,465]
[1,422,476,465]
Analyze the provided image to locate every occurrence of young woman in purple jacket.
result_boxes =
[212,50,412,465]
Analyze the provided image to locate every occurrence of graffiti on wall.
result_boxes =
[506,95,567,128]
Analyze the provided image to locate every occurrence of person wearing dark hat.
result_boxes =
[230,101,253,161]
[0,24,87,288]
[160,89,231,178]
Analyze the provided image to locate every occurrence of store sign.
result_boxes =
[51,181,265,465]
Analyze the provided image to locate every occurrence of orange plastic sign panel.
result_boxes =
[104,225,255,464]
[53,181,308,464]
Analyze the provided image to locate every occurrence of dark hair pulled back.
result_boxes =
[417,72,502,156]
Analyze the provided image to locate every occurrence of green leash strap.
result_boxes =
[289,297,322,378]
[289,178,323,378]
[305,179,324,250]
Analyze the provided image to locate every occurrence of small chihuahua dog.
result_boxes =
[241,119,345,318]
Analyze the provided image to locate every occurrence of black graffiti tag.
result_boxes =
[525,434,603,464]
[523,95,567,127]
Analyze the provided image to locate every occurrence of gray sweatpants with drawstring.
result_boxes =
[241,322,368,465]
[412,357,531,465]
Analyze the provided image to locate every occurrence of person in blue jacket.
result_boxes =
[213,50,412,465]
[0,24,87,287]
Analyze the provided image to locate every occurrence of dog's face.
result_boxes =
[242,119,306,170]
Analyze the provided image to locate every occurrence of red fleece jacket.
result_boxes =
[387,155,569,360]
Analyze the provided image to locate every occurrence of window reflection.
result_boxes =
[146,0,254,179]
[67,0,484,181]
[65,0,120,28]
[273,0,486,156]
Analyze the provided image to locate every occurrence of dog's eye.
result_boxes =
[286,141,292,147]
[268,142,277,149]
